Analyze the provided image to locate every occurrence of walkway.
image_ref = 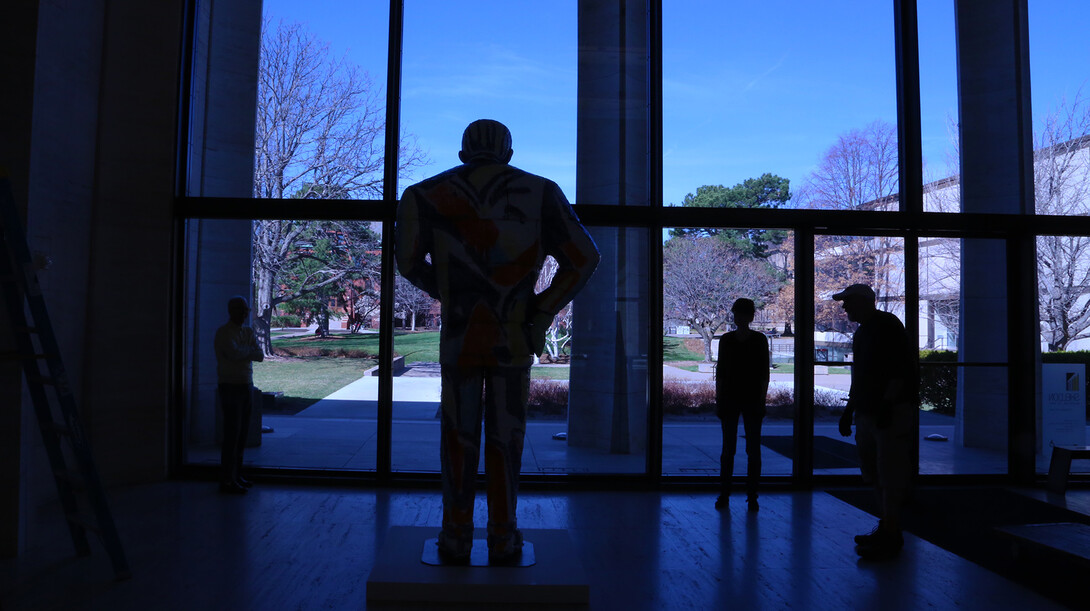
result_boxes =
[185,362,1037,476]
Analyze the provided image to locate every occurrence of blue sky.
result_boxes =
[262,0,1089,206]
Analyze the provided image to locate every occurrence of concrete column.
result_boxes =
[185,0,262,445]
[77,0,188,481]
[954,0,1034,450]
[567,1,650,454]
[0,0,42,560]
[21,0,111,547]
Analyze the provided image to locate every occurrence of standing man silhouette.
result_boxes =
[715,298,770,512]
[396,119,600,564]
[834,284,915,559]
[213,296,264,494]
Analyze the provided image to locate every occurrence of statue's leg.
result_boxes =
[483,365,529,560]
[438,365,485,560]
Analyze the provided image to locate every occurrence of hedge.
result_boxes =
[919,350,1090,418]
[272,314,302,328]
[919,350,958,415]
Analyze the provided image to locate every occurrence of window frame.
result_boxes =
[173,0,1085,486]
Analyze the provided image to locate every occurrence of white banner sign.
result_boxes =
[1041,363,1087,452]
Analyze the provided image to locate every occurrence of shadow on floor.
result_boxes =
[828,487,1090,610]
[761,435,860,469]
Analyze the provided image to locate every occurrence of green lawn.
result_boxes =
[271,330,441,362]
[773,364,850,375]
[531,366,570,380]
[663,336,705,362]
[253,357,376,414]
[390,331,441,363]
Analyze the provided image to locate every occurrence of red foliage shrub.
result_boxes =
[663,380,716,416]
[527,380,568,419]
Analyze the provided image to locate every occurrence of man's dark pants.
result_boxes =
[720,407,764,499]
[218,383,252,484]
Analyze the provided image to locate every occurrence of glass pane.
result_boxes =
[917,238,1009,474]
[389,224,649,475]
[813,235,905,477]
[918,0,960,212]
[1029,1,1090,212]
[917,235,961,471]
[563,226,650,473]
[393,5,645,475]
[661,228,795,478]
[1037,235,1090,473]
[401,2,576,198]
[189,1,392,198]
[183,218,382,471]
[664,2,898,212]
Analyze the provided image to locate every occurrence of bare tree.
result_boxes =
[252,220,380,351]
[394,274,434,332]
[341,282,381,333]
[920,98,1090,351]
[251,19,426,353]
[254,18,424,199]
[1036,94,1090,350]
[663,236,780,362]
[534,257,574,361]
[797,120,898,212]
[765,235,796,335]
[797,120,903,332]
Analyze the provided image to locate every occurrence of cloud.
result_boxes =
[743,52,790,92]
[403,44,576,106]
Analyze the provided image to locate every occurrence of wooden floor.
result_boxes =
[0,482,1076,610]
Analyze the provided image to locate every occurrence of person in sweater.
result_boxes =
[715,298,770,512]
[213,296,264,494]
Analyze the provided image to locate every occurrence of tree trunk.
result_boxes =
[546,327,559,359]
[255,266,275,356]
[699,326,715,362]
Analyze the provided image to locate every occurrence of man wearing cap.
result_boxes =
[213,296,264,495]
[396,119,600,564]
[833,283,915,559]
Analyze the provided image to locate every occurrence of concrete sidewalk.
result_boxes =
[189,360,1024,475]
[294,376,441,419]
[300,365,853,419]
[664,364,851,401]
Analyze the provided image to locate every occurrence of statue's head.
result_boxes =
[459,119,513,164]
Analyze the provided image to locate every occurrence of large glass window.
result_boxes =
[400,2,576,196]
[1030,1,1090,472]
[917,237,1009,475]
[190,1,392,200]
[663,1,899,213]
[1036,233,1090,474]
[387,226,653,476]
[183,218,384,471]
[918,0,960,212]
[661,227,795,478]
[178,0,1066,485]
[812,235,905,476]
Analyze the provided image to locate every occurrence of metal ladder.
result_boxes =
[0,171,130,580]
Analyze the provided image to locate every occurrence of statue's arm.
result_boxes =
[534,183,601,317]
[395,188,439,298]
